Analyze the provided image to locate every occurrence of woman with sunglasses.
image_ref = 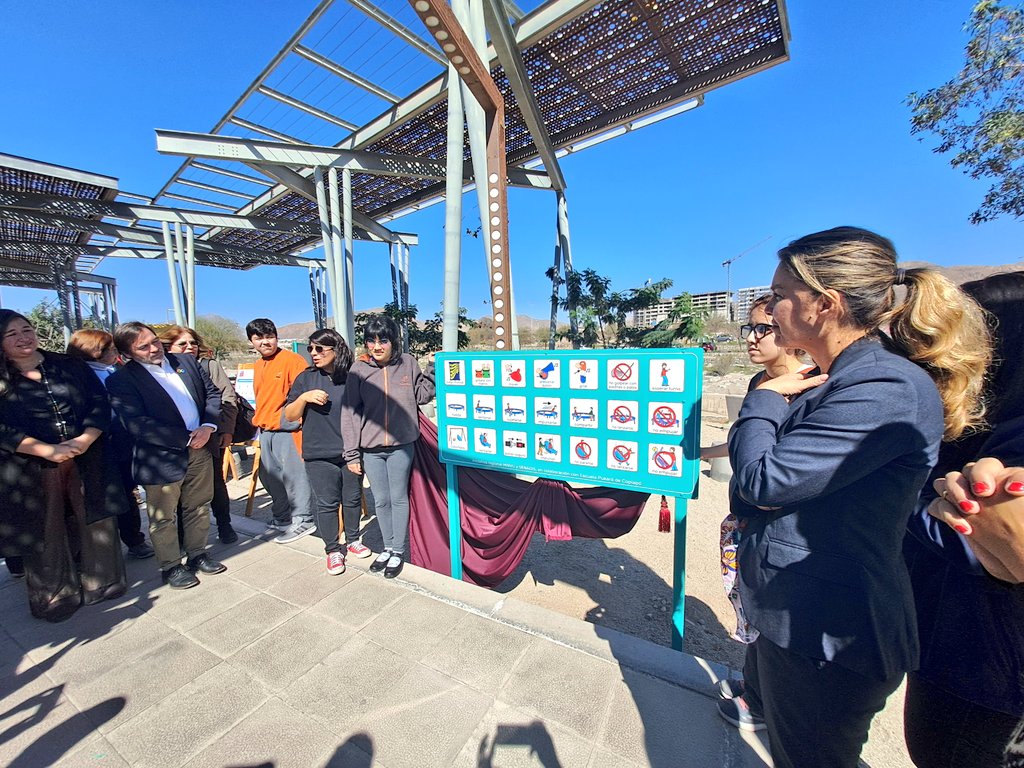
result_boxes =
[721,228,989,768]
[284,329,369,575]
[158,325,238,544]
[703,295,811,712]
[341,316,435,579]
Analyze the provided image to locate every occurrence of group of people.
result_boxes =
[0,310,434,619]
[704,227,1023,767]
[2,225,1022,766]
[249,315,434,579]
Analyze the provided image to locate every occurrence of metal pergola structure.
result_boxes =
[151,0,790,348]
[2,0,789,349]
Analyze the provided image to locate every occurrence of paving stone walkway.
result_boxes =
[0,515,772,768]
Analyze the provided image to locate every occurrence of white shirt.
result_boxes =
[140,358,206,431]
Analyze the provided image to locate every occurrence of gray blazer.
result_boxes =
[729,337,943,680]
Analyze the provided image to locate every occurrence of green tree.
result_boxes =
[546,267,676,348]
[24,300,100,352]
[355,302,475,356]
[195,314,247,357]
[908,1,1024,223]
[637,292,709,347]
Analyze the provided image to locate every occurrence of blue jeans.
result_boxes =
[362,444,414,555]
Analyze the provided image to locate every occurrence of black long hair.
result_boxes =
[0,309,33,398]
[361,315,402,364]
[309,328,353,385]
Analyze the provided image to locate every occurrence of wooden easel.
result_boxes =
[222,440,262,517]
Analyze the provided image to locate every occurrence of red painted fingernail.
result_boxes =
[959,500,974,513]
[953,522,971,535]
[1008,482,1024,493]
[972,482,989,494]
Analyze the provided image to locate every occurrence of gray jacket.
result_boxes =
[340,353,434,463]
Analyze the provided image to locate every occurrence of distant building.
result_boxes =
[690,290,731,320]
[630,290,733,327]
[631,297,675,328]
[735,285,771,323]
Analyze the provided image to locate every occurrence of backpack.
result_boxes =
[233,395,258,442]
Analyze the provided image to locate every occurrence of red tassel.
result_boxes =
[658,495,671,532]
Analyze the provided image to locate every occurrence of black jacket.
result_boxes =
[106,352,221,485]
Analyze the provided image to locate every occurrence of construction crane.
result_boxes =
[722,235,772,322]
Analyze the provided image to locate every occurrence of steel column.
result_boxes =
[556,190,578,345]
[342,168,355,345]
[313,168,339,325]
[185,225,197,327]
[161,223,185,326]
[173,223,190,326]
[328,168,348,336]
[412,0,514,348]
[442,62,465,351]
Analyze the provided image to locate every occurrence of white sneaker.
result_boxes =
[264,521,289,535]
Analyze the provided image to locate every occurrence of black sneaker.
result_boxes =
[218,525,239,544]
[717,678,746,700]
[717,697,765,732]
[162,565,200,589]
[186,553,227,575]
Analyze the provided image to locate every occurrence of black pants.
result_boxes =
[25,462,126,622]
[208,444,232,529]
[744,635,903,768]
[115,458,146,548]
[304,457,362,553]
[905,672,1020,768]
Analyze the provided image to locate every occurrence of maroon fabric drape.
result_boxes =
[409,413,650,587]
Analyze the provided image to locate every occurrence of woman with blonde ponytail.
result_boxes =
[718,227,990,768]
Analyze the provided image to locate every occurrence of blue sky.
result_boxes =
[2,0,1021,329]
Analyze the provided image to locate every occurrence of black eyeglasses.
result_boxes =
[740,323,773,340]
[307,344,335,354]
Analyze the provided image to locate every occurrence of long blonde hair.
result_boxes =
[778,227,990,439]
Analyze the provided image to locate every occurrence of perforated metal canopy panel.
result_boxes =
[160,0,788,258]
[0,154,121,284]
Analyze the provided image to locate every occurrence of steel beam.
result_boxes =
[153,0,336,203]
[293,45,400,104]
[176,177,256,201]
[245,162,418,245]
[157,129,550,189]
[483,0,565,190]
[228,117,304,145]
[411,0,513,348]
[0,190,317,234]
[0,239,320,269]
[257,85,358,132]
[161,192,238,212]
[347,0,447,66]
[189,161,275,186]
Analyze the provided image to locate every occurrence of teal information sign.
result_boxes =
[435,348,703,498]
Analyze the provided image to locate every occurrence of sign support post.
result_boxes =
[446,463,463,580]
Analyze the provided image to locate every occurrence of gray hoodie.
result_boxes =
[340,352,435,463]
